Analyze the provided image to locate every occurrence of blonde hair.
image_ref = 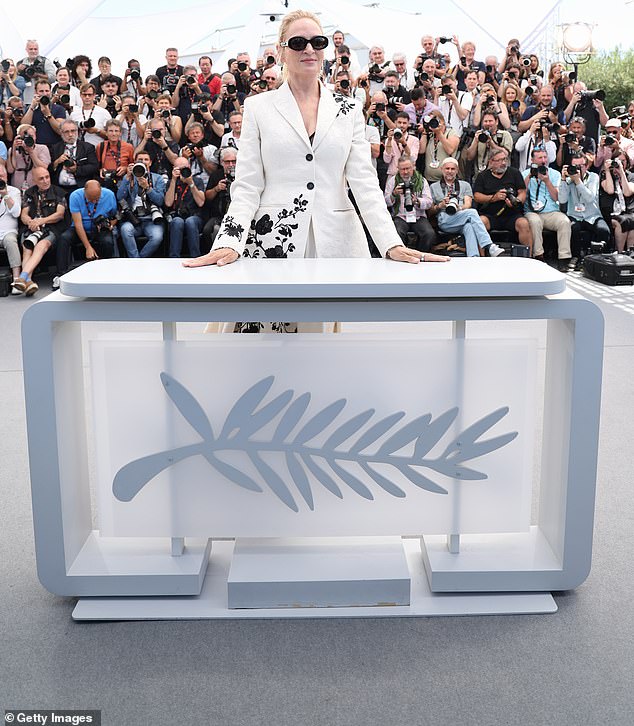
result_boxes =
[278,9,323,83]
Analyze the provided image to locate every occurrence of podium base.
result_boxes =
[72,539,556,620]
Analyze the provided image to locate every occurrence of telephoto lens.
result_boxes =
[340,79,350,90]
[23,135,35,148]
[132,162,147,177]
[39,95,50,106]
[445,197,459,215]
[180,167,192,179]
[237,62,248,72]
[151,129,162,139]
[393,128,403,140]
[226,84,236,95]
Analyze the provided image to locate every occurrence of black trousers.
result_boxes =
[393,216,437,252]
[57,227,115,275]
[570,218,610,257]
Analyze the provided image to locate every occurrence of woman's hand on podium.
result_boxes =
[183,248,240,268]
[386,246,451,263]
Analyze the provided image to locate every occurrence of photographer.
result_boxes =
[139,75,162,118]
[471,84,511,130]
[50,119,99,194]
[220,111,242,150]
[13,167,67,296]
[518,86,559,133]
[52,66,81,110]
[154,94,183,145]
[120,60,146,101]
[383,113,419,177]
[430,157,504,257]
[497,39,522,75]
[473,148,532,251]
[515,117,557,172]
[57,180,117,275]
[384,156,436,252]
[0,165,23,292]
[418,111,459,183]
[391,54,415,92]
[233,53,255,96]
[212,73,245,131]
[69,84,111,147]
[465,111,513,180]
[556,116,596,170]
[2,98,26,146]
[0,58,26,104]
[437,75,472,137]
[116,150,166,258]
[366,92,393,189]
[360,46,391,95]
[418,36,446,75]
[95,119,135,190]
[156,48,184,93]
[180,122,218,187]
[203,146,237,250]
[16,40,56,88]
[327,45,362,87]
[90,57,122,96]
[563,82,608,144]
[594,119,634,169]
[412,58,441,100]
[452,40,486,90]
[21,79,66,147]
[135,118,179,182]
[165,157,205,258]
[116,94,148,148]
[333,71,364,106]
[69,56,92,90]
[522,147,571,268]
[7,124,51,190]
[96,76,122,119]
[559,153,609,264]
[171,66,210,124]
[403,88,440,130]
[383,71,411,113]
[197,56,221,96]
[600,155,634,252]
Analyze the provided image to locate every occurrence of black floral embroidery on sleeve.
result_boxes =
[333,93,356,118]
[221,215,244,239]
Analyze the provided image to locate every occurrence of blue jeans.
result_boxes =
[120,219,164,258]
[168,215,201,258]
[438,208,493,257]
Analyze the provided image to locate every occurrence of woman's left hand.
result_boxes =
[387,246,450,263]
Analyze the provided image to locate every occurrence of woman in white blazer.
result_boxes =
[184,10,449,268]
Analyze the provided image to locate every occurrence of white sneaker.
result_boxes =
[488,243,504,257]
[52,276,60,290]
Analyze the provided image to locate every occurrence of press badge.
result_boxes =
[429,160,440,169]
[406,209,417,223]
[533,200,544,211]
[575,203,586,213]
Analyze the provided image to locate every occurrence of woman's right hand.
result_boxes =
[182,248,239,268]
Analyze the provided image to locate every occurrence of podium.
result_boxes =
[21,258,604,619]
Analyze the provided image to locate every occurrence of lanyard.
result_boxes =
[84,197,98,221]
[173,181,188,211]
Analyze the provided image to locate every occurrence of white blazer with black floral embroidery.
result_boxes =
[212,81,403,259]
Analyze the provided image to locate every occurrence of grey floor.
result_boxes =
[1,272,633,726]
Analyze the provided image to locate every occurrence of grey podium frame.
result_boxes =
[22,285,604,597]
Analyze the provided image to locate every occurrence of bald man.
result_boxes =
[56,179,117,281]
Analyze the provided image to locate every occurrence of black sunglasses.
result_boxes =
[281,35,329,52]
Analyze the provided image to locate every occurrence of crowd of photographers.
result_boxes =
[1,35,634,296]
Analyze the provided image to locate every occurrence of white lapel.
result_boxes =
[311,83,339,151]
[272,82,312,150]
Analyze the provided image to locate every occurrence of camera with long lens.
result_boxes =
[23,61,45,80]
[180,167,192,179]
[186,76,196,85]
[63,156,75,168]
[393,128,403,141]
[418,72,429,83]
[441,84,452,95]
[504,188,520,206]
[59,92,71,105]
[565,132,577,143]
[340,55,350,66]
[237,62,248,72]
[402,180,414,212]
[151,128,163,139]
[39,95,50,106]
[477,129,491,143]
[146,89,159,100]
[23,227,46,250]
[580,89,606,103]
[149,204,163,224]
[508,71,517,80]
[610,159,620,170]
[129,69,141,82]
[524,86,535,98]
[132,162,147,178]
[445,197,459,215]
[339,79,350,90]
[22,135,35,148]
[530,163,548,177]
[80,117,96,130]
[1,59,11,72]
[423,115,439,132]
[509,45,519,55]
[521,57,531,67]
[226,84,237,95]
[118,199,140,226]
[0,179,6,191]
[257,80,267,90]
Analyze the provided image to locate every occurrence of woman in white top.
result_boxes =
[184,9,448,269]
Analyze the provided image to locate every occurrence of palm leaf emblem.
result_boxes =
[113,375,518,512]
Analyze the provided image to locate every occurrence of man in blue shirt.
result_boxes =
[57,180,117,278]
[522,147,571,270]
[21,78,66,149]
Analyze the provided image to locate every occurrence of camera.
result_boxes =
[565,132,577,143]
[1,59,11,72]
[118,199,140,226]
[22,135,35,148]
[485,64,494,74]
[375,102,385,112]
[0,179,6,191]
[610,159,620,169]
[339,79,350,90]
[132,162,147,178]
[39,95,50,106]
[612,105,626,115]
[226,84,237,95]
[340,55,349,65]
[237,62,248,72]
[257,80,267,90]
[102,171,116,182]
[266,55,275,65]
[23,228,46,250]
[530,163,548,177]
[127,103,138,113]
[180,167,192,179]
[160,109,171,119]
[149,204,164,224]
[402,180,414,212]
[63,157,75,168]
[393,128,403,140]
[524,86,535,97]
[81,117,96,129]
[423,115,439,131]
[59,92,70,105]
[186,76,196,85]
[419,72,429,82]
[164,74,179,87]
[129,69,141,82]
[477,130,491,143]
[580,89,606,103]
[604,135,616,146]
[441,84,452,95]
[445,197,459,215]
[438,36,452,44]
[504,188,520,206]
[23,61,45,79]
[146,89,159,100]
[511,100,521,110]
[509,45,519,55]
[508,71,517,80]
[484,94,496,105]
[93,214,112,233]
[151,128,163,140]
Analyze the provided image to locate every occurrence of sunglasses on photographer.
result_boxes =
[280,35,329,52]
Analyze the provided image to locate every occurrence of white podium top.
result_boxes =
[59,258,565,300]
